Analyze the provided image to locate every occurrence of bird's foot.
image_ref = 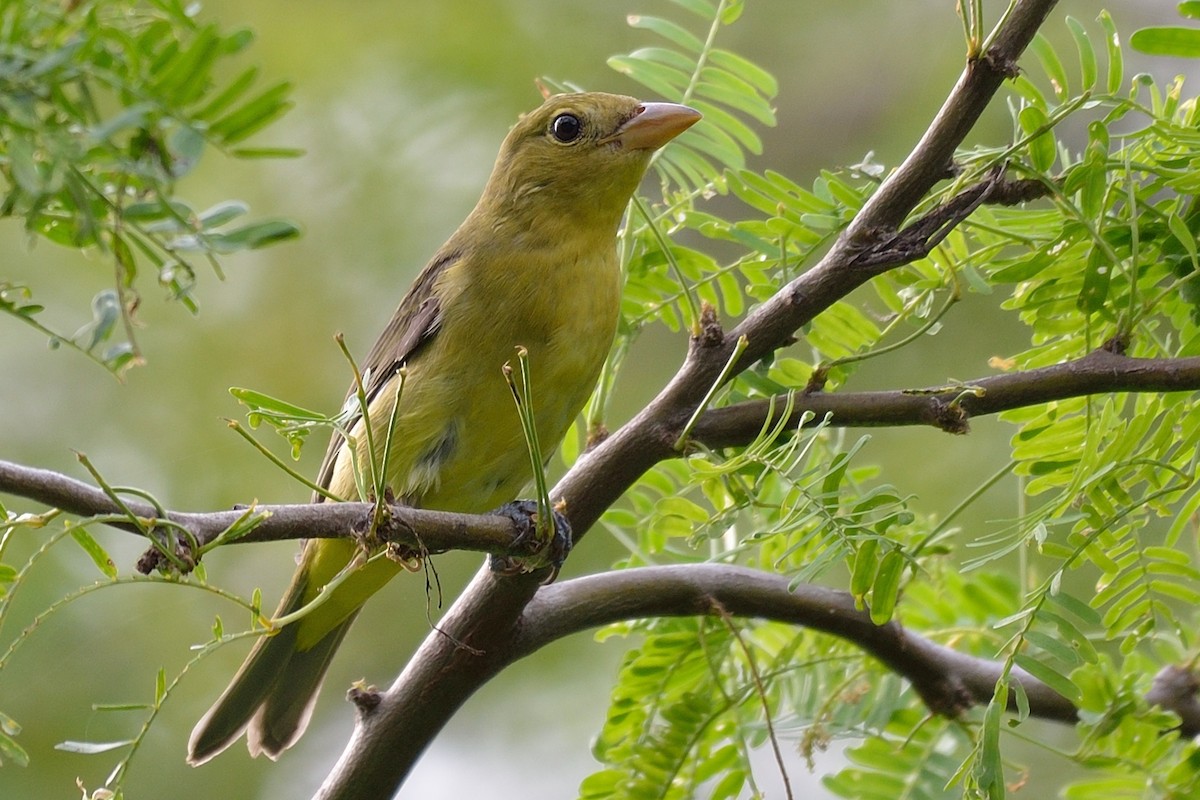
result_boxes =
[488,499,571,580]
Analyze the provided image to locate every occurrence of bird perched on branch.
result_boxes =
[188,91,700,764]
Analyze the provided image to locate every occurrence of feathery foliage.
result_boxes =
[0,0,299,375]
[5,1,1200,799]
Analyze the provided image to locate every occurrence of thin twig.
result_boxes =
[711,600,794,800]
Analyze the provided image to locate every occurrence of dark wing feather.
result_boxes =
[311,248,461,499]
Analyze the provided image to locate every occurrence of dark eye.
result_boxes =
[550,113,582,143]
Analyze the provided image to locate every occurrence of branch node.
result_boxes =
[135,547,164,576]
[933,396,971,434]
[374,505,427,564]
[348,682,383,717]
[1101,334,1129,356]
[981,47,1021,80]
[135,532,196,576]
[585,423,610,451]
[694,302,724,348]
[805,366,829,395]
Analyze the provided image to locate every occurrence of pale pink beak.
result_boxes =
[608,102,701,151]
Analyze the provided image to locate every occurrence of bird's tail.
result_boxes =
[187,579,357,765]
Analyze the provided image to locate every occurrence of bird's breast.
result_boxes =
[391,236,620,510]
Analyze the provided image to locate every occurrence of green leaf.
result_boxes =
[608,54,689,99]
[626,14,704,53]
[655,496,710,524]
[153,24,221,104]
[1047,590,1102,627]
[1168,211,1199,272]
[991,250,1054,282]
[204,219,301,252]
[707,49,777,97]
[1099,11,1124,94]
[170,125,207,177]
[194,65,260,120]
[230,387,326,422]
[719,0,743,25]
[93,700,154,712]
[976,690,1005,793]
[579,769,623,797]
[1018,105,1056,171]
[55,739,134,755]
[1013,654,1081,702]
[229,146,305,159]
[210,81,294,144]
[1009,74,1048,109]
[0,710,21,737]
[690,100,761,153]
[709,769,746,800]
[626,46,697,73]
[1078,122,1109,218]
[198,200,250,229]
[696,71,775,126]
[869,549,904,625]
[1130,26,1200,57]
[670,0,719,20]
[7,137,44,196]
[70,528,118,579]
[1076,245,1111,313]
[850,538,879,605]
[89,102,155,142]
[1024,630,1082,667]
[1066,17,1097,91]
[0,721,29,768]
[1030,32,1069,100]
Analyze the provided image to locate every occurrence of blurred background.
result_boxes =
[0,1,1184,797]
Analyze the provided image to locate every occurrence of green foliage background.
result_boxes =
[1,1,1195,799]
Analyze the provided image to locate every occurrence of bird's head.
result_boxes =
[480,92,701,237]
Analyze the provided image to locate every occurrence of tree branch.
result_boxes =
[0,459,525,558]
[314,2,1062,797]
[690,348,1200,446]
[513,565,1080,724]
[319,563,1082,800]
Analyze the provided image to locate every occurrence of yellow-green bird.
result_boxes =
[187,92,700,764]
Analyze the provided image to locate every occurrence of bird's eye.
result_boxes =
[550,113,582,143]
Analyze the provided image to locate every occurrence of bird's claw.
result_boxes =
[488,499,572,580]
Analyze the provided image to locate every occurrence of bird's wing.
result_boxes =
[311,248,461,499]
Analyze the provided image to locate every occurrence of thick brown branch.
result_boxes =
[515,565,1080,724]
[317,562,1080,800]
[691,349,1200,445]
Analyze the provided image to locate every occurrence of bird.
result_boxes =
[187,91,701,764]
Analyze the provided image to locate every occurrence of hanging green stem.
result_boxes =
[674,335,749,451]
[504,347,553,544]
[226,418,342,501]
[634,195,701,332]
[336,333,381,503]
